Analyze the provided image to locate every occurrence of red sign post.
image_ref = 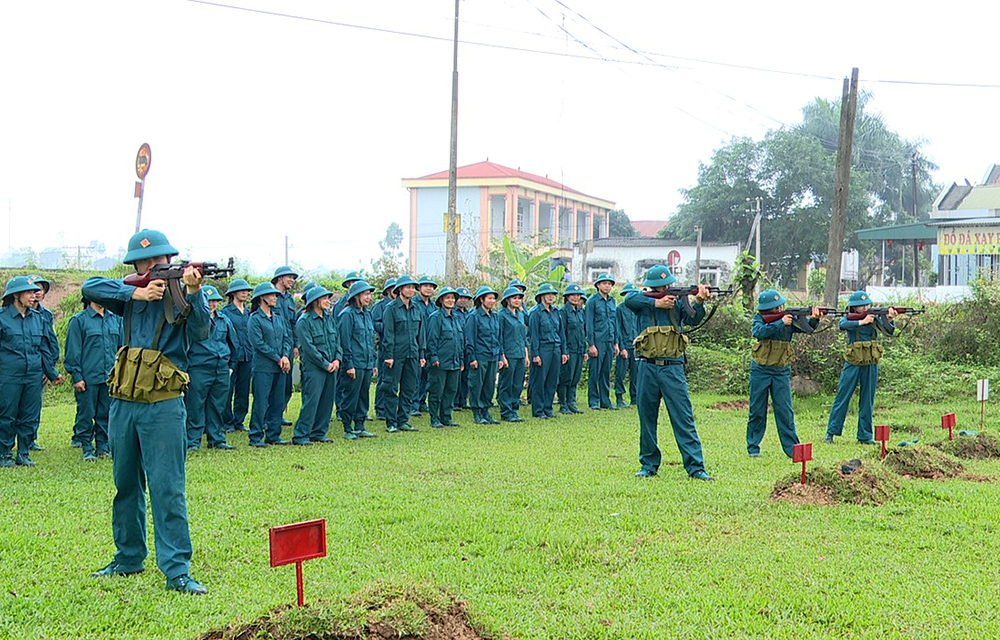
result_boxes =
[269,519,327,607]
[874,425,890,459]
[792,443,812,485]
[941,413,956,441]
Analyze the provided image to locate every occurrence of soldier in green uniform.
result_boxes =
[332,271,363,318]
[0,276,60,467]
[624,266,714,480]
[292,287,341,444]
[453,287,474,411]
[412,275,438,415]
[338,281,377,438]
[825,290,897,444]
[465,286,503,424]
[371,278,397,421]
[221,279,253,432]
[380,275,424,433]
[585,273,619,410]
[529,283,567,419]
[248,282,292,447]
[614,282,640,408]
[64,294,121,459]
[497,286,527,422]
[747,290,818,457]
[185,285,239,451]
[557,283,587,414]
[85,229,210,594]
[27,274,62,450]
[426,287,464,428]
[270,266,298,425]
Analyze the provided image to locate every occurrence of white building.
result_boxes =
[572,238,741,287]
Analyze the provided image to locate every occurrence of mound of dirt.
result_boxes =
[199,582,497,640]
[892,423,923,434]
[933,433,1000,460]
[771,460,899,506]
[882,447,964,479]
[710,400,749,411]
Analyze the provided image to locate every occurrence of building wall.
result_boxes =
[572,243,740,286]
[412,186,482,276]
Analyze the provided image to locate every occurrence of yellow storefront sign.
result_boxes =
[938,226,1000,255]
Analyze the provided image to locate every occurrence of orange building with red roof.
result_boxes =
[402,161,615,276]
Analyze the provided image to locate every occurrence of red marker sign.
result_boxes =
[269,519,327,607]
[792,443,812,485]
[874,425,890,459]
[941,413,956,441]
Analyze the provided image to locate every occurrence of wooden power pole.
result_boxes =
[445,0,460,281]
[823,68,859,306]
[911,153,919,286]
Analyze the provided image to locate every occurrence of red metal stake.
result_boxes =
[942,413,956,441]
[296,562,304,607]
[269,519,327,609]
[875,425,890,459]
[801,461,807,485]
[792,443,812,485]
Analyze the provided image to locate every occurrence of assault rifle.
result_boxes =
[642,285,733,317]
[845,306,925,336]
[760,306,840,334]
[124,258,236,325]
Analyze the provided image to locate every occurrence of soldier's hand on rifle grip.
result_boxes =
[811,306,821,319]
[782,315,793,326]
[655,295,675,309]
[695,284,711,302]
[182,265,203,294]
[134,279,166,302]
[887,308,899,319]
[859,314,875,325]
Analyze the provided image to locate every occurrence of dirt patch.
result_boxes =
[892,423,923,434]
[710,399,749,411]
[198,581,499,640]
[882,447,964,480]
[933,433,1000,460]
[771,460,899,506]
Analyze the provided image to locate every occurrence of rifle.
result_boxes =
[760,306,840,335]
[642,286,733,317]
[845,306,925,336]
[124,258,236,325]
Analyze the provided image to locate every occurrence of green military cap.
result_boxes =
[304,286,333,308]
[342,271,363,288]
[455,286,473,299]
[251,282,281,300]
[226,279,252,295]
[642,265,676,288]
[434,286,459,306]
[381,278,397,293]
[500,286,524,304]
[393,274,418,290]
[3,275,41,299]
[123,229,178,265]
[757,289,787,311]
[593,272,615,286]
[507,278,527,292]
[847,290,871,307]
[534,283,558,302]
[271,266,298,283]
[417,275,438,289]
[562,283,584,297]
[203,285,225,302]
[345,280,375,303]
[620,282,638,296]
[473,285,498,302]
[26,274,50,294]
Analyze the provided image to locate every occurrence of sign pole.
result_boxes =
[978,379,989,431]
[792,443,812,485]
[875,425,890,459]
[942,413,956,441]
[269,519,327,608]
[134,143,152,232]
[296,561,304,607]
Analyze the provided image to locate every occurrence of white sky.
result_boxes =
[2,0,998,275]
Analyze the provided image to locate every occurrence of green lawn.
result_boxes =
[2,392,999,639]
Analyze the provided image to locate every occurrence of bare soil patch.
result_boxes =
[882,447,964,480]
[710,399,749,411]
[933,433,1000,460]
[771,460,899,506]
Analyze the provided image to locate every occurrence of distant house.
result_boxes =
[402,161,615,276]
[572,237,740,287]
[631,220,668,238]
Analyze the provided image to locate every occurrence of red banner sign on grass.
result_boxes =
[269,519,327,606]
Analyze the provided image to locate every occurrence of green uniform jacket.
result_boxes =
[249,308,292,374]
[585,293,617,347]
[381,298,425,361]
[188,312,238,371]
[0,305,60,382]
[220,303,254,362]
[528,305,564,356]
[464,307,501,361]
[624,294,705,363]
[839,315,895,343]
[63,307,121,385]
[426,308,464,370]
[296,309,342,372]
[338,306,375,370]
[559,304,586,355]
[499,307,527,361]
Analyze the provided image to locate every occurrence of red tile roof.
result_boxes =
[632,220,668,237]
[409,160,599,200]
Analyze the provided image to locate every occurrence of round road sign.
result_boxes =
[136,143,152,180]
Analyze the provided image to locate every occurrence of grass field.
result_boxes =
[2,392,999,639]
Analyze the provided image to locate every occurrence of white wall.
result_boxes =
[865,285,971,303]
[572,243,740,285]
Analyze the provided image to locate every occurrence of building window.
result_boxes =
[559,207,573,248]
[592,214,605,240]
[576,210,588,243]
[538,202,553,242]
[490,195,505,239]
[517,198,534,242]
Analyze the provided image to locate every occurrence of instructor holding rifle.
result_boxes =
[85,229,211,595]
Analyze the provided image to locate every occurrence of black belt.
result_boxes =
[637,357,683,366]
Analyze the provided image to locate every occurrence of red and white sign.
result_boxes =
[667,250,681,266]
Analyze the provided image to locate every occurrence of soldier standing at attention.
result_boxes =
[825,290,897,445]
[220,279,253,432]
[497,287,527,423]
[453,287,474,411]
[585,272,619,410]
[557,284,587,415]
[411,275,438,415]
[85,229,210,594]
[380,275,424,433]
[270,266,298,426]
[338,281,377,439]
[64,294,121,459]
[425,287,464,428]
[185,285,238,451]
[624,266,714,481]
[529,283,567,420]
[27,274,61,451]
[332,271,363,318]
[292,287,341,444]
[746,290,818,458]
[248,282,292,447]
[465,286,504,425]
[614,283,640,409]
[371,278,397,421]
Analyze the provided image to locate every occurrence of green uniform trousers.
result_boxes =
[746,361,799,457]
[293,367,337,442]
[588,343,614,409]
[428,367,460,425]
[826,362,877,442]
[185,364,230,449]
[455,364,470,409]
[497,357,525,420]
[414,365,430,413]
[384,357,419,428]
[558,353,584,412]
[225,360,251,429]
[250,371,286,444]
[636,361,706,476]
[530,346,560,417]
[469,359,498,422]
[0,379,43,459]
[109,397,192,579]
[374,358,389,418]
[615,353,638,405]
[72,382,110,455]
[339,368,373,433]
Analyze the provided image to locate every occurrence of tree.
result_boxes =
[480,236,566,292]
[608,209,637,237]
[369,222,407,290]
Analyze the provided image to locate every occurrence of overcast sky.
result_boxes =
[2,0,998,275]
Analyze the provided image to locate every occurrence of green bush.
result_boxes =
[685,345,751,395]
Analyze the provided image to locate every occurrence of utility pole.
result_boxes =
[911,153,919,286]
[284,236,289,265]
[444,0,460,282]
[694,225,703,284]
[824,68,859,307]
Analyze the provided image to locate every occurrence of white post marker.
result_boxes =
[978,379,990,431]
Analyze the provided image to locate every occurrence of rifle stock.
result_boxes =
[123,258,236,326]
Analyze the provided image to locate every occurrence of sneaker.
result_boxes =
[249,441,267,448]
[690,470,715,481]
[444,421,461,427]
[71,441,83,449]
[343,432,359,440]
[386,426,400,433]
[29,443,43,451]
[634,468,657,477]
[96,449,111,458]
[281,420,293,427]
[748,452,761,458]
[15,454,34,467]
[265,439,291,445]
[292,440,313,446]
[208,443,237,450]
[824,435,834,444]
[430,422,445,428]
[356,430,378,438]
[397,424,419,432]
[0,457,14,468]
[166,574,207,595]
[90,561,143,577]
[83,452,98,462]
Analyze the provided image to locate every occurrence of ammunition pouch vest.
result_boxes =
[751,339,793,367]
[633,310,689,359]
[844,340,883,366]
[107,302,189,403]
